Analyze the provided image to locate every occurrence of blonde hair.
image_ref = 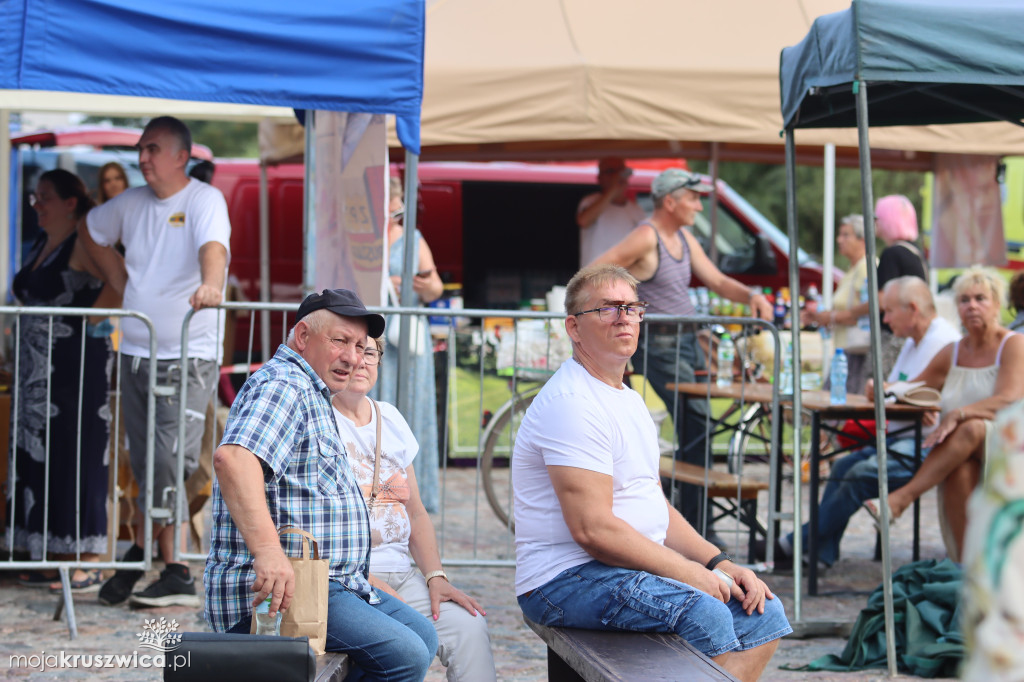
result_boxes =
[953,266,1006,310]
[565,264,639,314]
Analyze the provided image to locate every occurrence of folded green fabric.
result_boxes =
[797,559,964,677]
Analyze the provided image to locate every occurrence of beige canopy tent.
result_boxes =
[394,0,1024,168]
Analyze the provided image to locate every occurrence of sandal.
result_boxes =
[48,569,104,594]
[862,499,897,532]
[19,571,58,588]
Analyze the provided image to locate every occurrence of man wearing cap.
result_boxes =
[576,157,646,267]
[82,116,230,607]
[204,289,438,682]
[594,168,772,535]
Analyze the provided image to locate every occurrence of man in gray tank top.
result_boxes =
[593,168,772,539]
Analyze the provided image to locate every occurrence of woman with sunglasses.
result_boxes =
[333,336,497,682]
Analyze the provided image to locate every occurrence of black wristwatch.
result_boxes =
[705,552,732,571]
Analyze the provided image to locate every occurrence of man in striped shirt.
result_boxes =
[205,289,437,682]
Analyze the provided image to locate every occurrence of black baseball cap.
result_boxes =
[295,289,386,338]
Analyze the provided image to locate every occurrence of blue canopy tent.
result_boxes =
[0,0,425,637]
[0,0,424,152]
[780,0,1024,672]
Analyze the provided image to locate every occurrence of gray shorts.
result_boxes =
[121,355,218,514]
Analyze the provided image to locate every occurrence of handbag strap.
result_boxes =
[368,398,383,506]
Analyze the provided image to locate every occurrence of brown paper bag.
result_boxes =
[250,527,329,655]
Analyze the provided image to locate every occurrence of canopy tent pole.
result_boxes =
[855,80,898,678]
[708,141,720,264]
[259,160,271,361]
[395,150,420,417]
[822,144,836,310]
[302,111,316,297]
[783,128,804,622]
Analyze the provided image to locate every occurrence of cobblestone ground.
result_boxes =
[1,465,956,681]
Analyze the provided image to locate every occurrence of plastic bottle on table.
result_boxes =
[255,596,283,636]
[716,332,735,388]
[830,348,848,405]
[780,338,794,394]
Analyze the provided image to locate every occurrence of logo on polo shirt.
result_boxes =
[168,212,185,228]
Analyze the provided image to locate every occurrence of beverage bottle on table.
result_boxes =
[830,348,848,405]
[255,596,283,635]
[716,332,735,388]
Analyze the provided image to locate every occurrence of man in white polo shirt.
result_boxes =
[82,116,230,608]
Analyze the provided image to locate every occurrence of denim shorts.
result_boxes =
[518,561,792,658]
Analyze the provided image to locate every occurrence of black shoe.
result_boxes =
[752,539,793,571]
[98,568,144,605]
[129,565,199,608]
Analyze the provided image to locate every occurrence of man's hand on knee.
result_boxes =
[726,564,774,615]
[251,546,295,616]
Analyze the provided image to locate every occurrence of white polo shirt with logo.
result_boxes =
[87,178,231,361]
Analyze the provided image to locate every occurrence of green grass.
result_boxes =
[444,367,804,460]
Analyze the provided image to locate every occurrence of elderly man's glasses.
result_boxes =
[362,347,383,365]
[574,302,649,322]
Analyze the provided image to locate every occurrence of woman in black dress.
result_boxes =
[8,169,120,592]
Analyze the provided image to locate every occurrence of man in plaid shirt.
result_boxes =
[205,289,437,681]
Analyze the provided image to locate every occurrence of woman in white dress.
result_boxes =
[332,336,497,682]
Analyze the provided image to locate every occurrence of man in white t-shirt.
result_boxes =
[82,116,231,608]
[762,276,960,569]
[513,264,790,681]
[575,157,645,266]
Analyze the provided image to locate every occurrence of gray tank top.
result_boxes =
[635,223,697,316]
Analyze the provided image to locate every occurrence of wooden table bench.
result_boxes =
[525,617,737,681]
[315,652,350,681]
[660,460,769,561]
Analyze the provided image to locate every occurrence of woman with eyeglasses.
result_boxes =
[379,175,445,513]
[333,336,497,682]
[11,169,121,592]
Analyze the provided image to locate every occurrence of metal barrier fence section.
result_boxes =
[175,302,784,575]
[1,306,159,638]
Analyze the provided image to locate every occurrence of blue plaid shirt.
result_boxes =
[204,344,378,632]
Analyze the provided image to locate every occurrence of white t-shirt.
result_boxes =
[87,178,231,360]
[577,194,645,266]
[888,315,960,435]
[512,359,668,595]
[333,399,420,573]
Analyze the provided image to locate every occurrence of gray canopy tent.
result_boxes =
[780,0,1024,673]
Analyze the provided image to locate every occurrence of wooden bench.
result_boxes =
[315,652,350,681]
[660,460,769,561]
[525,617,737,681]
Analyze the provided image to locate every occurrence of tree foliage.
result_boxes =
[690,160,926,270]
[81,116,259,158]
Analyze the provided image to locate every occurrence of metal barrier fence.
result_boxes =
[1,306,160,638]
[173,302,784,573]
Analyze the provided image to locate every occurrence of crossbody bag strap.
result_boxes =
[368,398,383,506]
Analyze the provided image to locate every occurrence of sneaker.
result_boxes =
[98,568,144,605]
[129,566,199,608]
[752,538,794,571]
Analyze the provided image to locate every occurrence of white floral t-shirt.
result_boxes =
[333,399,420,572]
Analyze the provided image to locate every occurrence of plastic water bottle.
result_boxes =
[779,339,794,394]
[255,596,282,635]
[830,348,848,405]
[716,333,735,388]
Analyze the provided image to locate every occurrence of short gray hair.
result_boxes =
[286,308,334,344]
[883,276,934,315]
[565,264,639,315]
[840,214,865,240]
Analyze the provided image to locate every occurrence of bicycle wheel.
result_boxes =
[727,402,772,474]
[480,389,538,531]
